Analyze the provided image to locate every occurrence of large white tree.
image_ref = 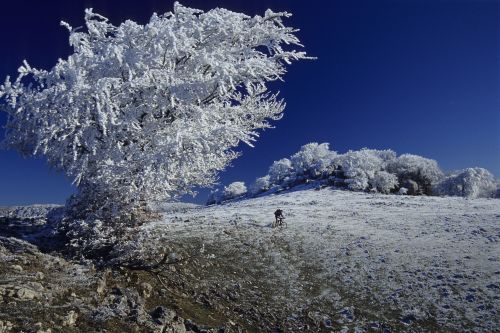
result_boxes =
[0,3,310,220]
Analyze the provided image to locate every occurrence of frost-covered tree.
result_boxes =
[433,168,496,198]
[224,181,248,199]
[290,142,337,179]
[370,171,399,194]
[268,158,294,186]
[0,3,310,221]
[249,175,271,196]
[387,154,443,195]
[336,149,386,191]
[360,149,397,165]
[210,142,498,201]
[207,181,247,205]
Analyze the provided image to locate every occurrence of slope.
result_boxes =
[148,188,500,332]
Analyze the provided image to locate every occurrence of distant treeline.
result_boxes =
[207,143,499,205]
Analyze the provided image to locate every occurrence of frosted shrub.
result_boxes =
[210,144,496,203]
[336,149,385,191]
[207,181,247,205]
[362,149,397,165]
[268,158,294,186]
[370,171,399,194]
[0,3,310,221]
[290,142,337,179]
[249,175,271,196]
[387,154,444,195]
[433,168,496,198]
[224,182,248,199]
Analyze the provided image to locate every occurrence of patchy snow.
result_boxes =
[151,188,499,332]
[0,205,62,220]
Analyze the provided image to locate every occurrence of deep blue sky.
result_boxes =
[0,0,498,205]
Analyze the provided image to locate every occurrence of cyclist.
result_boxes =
[274,209,284,227]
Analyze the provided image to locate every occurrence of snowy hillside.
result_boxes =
[149,188,500,332]
[1,189,498,332]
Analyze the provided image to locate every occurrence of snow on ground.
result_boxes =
[149,188,499,332]
[0,205,62,220]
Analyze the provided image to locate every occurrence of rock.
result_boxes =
[140,282,153,298]
[96,277,107,295]
[35,271,45,280]
[36,328,52,333]
[11,264,23,272]
[154,309,188,333]
[0,285,40,300]
[62,310,78,327]
[28,281,44,291]
[0,320,13,333]
[34,322,52,333]
[151,306,169,324]
[15,287,39,300]
[165,316,187,333]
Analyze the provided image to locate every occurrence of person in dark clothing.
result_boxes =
[274,209,285,227]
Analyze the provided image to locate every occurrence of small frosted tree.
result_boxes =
[207,181,247,205]
[268,158,294,186]
[433,168,496,198]
[223,181,248,200]
[387,154,443,195]
[361,149,397,165]
[249,175,271,196]
[370,171,399,194]
[0,3,310,221]
[290,142,337,179]
[336,149,385,191]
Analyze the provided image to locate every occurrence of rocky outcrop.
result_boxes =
[0,207,220,333]
[0,234,221,332]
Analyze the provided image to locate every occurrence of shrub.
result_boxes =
[249,175,271,196]
[207,181,247,205]
[370,171,399,194]
[387,154,444,195]
[209,144,497,203]
[433,168,496,198]
[336,149,385,191]
[268,158,294,186]
[290,143,337,179]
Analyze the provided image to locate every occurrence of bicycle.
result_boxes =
[272,216,287,228]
